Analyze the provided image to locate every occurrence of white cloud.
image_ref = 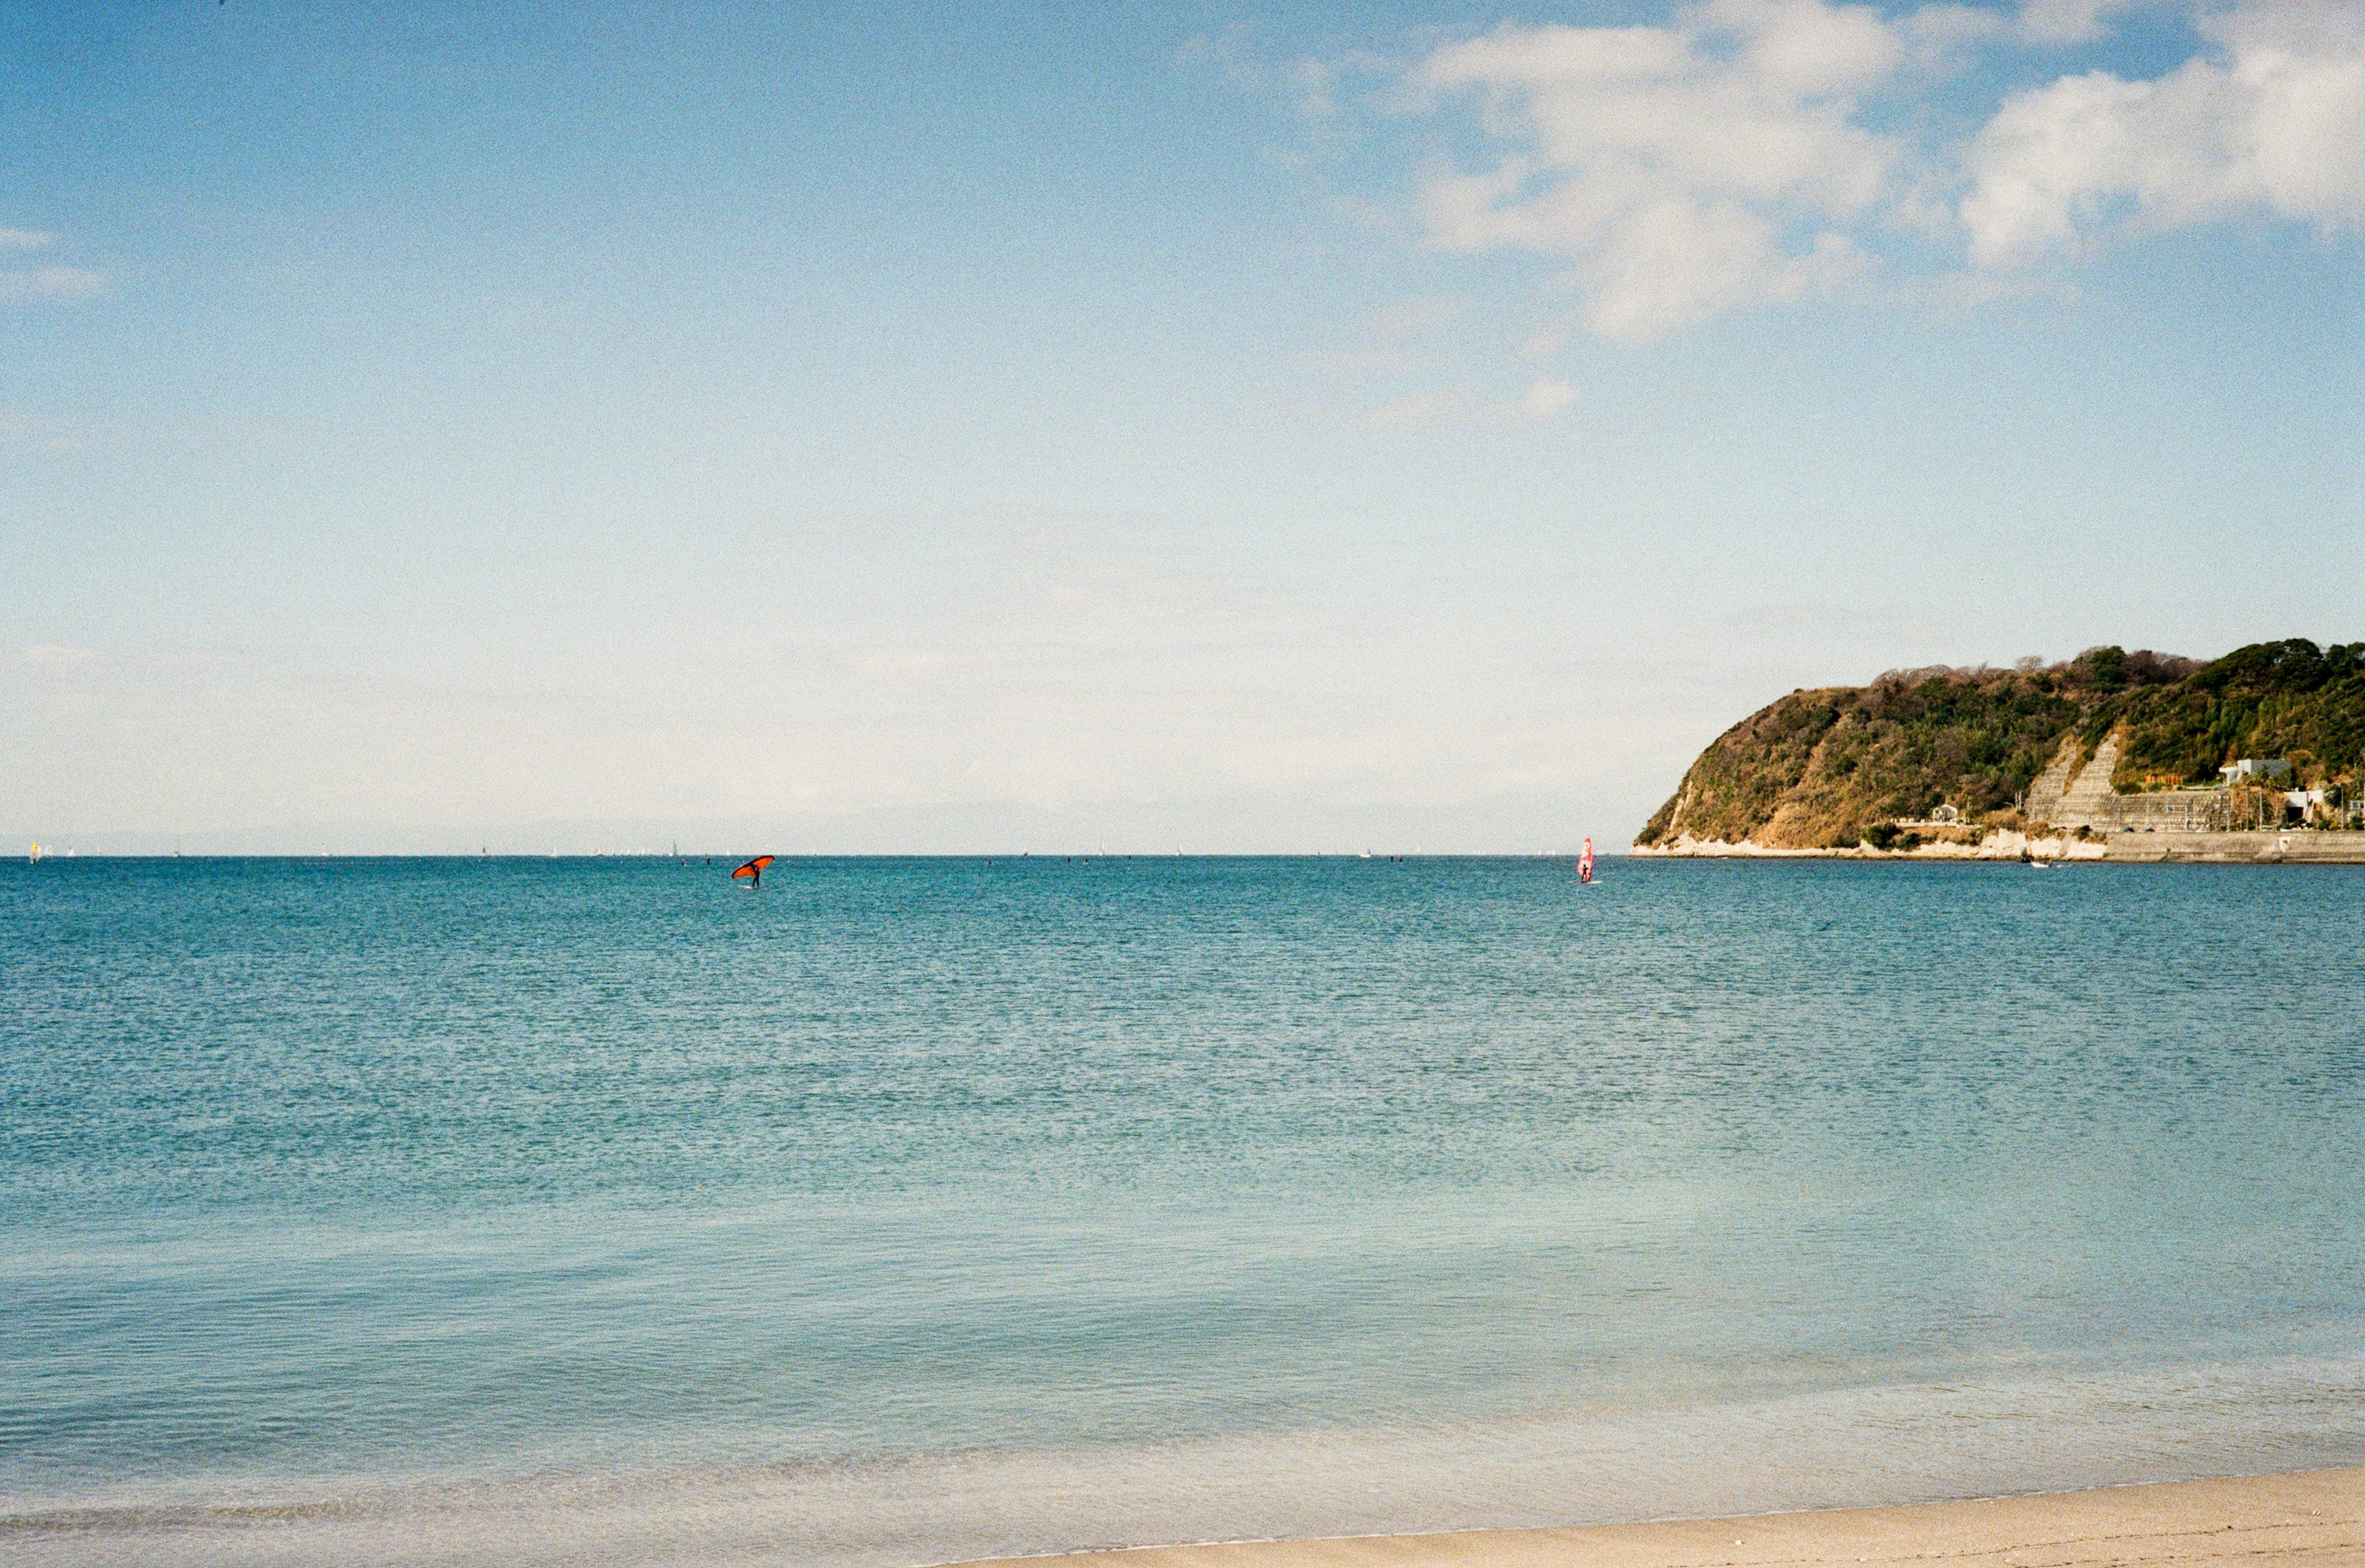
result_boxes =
[0,265,106,302]
[1702,0,1905,96]
[1405,1,1907,341]
[1584,203,1873,341]
[0,228,56,250]
[1370,0,2365,340]
[1962,1,2365,264]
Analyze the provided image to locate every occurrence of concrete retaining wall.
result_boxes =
[2026,733,2233,833]
[2098,831,2365,863]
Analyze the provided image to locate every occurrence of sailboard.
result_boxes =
[732,854,775,887]
[1579,837,1595,884]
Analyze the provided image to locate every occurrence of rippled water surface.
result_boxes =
[4,856,2363,1564]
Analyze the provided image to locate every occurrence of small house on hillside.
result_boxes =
[2221,758,2293,783]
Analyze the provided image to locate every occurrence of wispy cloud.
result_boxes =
[1518,319,1575,358]
[19,644,104,670]
[1306,345,1417,376]
[1368,294,1465,337]
[0,409,87,453]
[1182,25,1354,119]
[1360,386,1472,429]
[844,645,958,679]
[1360,376,1577,429]
[0,228,57,250]
[1512,376,1577,419]
[2011,0,2167,47]
[1307,296,1465,389]
[0,265,106,302]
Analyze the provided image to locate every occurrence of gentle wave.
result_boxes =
[10,1355,2365,1567]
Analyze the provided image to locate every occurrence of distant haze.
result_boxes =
[6,2,2361,852]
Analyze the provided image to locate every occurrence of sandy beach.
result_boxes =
[954,1468,2365,1568]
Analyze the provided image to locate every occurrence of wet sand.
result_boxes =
[953,1466,2365,1567]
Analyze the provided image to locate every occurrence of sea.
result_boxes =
[4,855,2364,1566]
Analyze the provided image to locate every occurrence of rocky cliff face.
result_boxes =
[1635,641,2365,851]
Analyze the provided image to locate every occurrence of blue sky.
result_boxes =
[4,0,2360,852]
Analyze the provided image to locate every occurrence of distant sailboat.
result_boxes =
[27,843,41,863]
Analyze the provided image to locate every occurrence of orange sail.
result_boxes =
[732,855,775,884]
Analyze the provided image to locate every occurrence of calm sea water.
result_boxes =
[4,856,2364,1566]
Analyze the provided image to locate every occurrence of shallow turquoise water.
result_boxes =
[4,857,2363,1564]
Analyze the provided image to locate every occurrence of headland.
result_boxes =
[1633,639,2365,860]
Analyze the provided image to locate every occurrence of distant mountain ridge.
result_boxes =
[1636,640,2365,851]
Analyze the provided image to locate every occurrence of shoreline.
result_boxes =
[950,1466,2365,1567]
[1633,829,2365,863]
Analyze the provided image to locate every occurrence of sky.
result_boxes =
[3,0,2360,853]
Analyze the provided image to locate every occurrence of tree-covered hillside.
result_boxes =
[1637,641,2365,849]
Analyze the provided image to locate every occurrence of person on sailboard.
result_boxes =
[1579,838,1594,884]
[732,854,774,887]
